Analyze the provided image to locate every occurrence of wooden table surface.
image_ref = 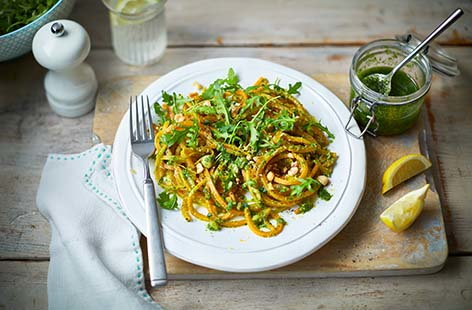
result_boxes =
[0,0,471,308]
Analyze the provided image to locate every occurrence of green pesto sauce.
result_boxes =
[359,66,419,96]
[351,66,424,135]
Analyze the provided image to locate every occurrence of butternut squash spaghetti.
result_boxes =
[152,69,337,237]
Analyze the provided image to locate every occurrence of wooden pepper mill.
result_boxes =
[32,20,97,118]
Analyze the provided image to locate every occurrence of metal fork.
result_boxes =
[129,95,167,287]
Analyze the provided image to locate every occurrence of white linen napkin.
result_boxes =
[36,144,163,310]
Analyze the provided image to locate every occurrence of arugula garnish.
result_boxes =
[215,145,232,165]
[238,95,262,117]
[165,155,179,165]
[318,187,332,201]
[226,68,239,85]
[161,91,187,114]
[287,82,302,95]
[267,110,296,132]
[213,121,243,145]
[185,119,199,148]
[242,95,281,151]
[154,103,168,125]
[290,178,321,197]
[276,217,287,225]
[161,129,188,147]
[259,137,282,150]
[202,68,241,100]
[234,156,248,169]
[214,93,231,124]
[298,199,314,213]
[207,220,221,231]
[248,123,260,152]
[304,119,335,141]
[219,162,240,192]
[157,191,178,210]
[191,105,216,115]
[160,119,199,148]
[226,200,236,210]
[314,121,335,141]
[161,91,173,105]
[243,179,257,190]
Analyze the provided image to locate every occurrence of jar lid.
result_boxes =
[396,31,460,77]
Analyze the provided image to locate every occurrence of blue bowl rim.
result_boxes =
[0,0,68,39]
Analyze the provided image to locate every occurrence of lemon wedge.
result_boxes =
[382,154,431,194]
[380,184,430,232]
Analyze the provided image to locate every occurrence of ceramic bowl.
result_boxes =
[0,0,76,62]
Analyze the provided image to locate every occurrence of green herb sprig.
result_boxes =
[157,191,178,210]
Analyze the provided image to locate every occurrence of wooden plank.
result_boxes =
[0,47,470,260]
[427,72,472,254]
[71,0,472,48]
[0,261,48,310]
[1,257,472,309]
[93,76,158,145]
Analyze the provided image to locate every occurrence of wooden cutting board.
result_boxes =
[93,74,447,279]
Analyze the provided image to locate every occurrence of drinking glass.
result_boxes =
[101,0,167,66]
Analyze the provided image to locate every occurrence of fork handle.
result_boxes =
[143,179,168,287]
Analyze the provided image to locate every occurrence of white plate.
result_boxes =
[112,58,366,272]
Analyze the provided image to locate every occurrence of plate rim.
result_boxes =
[112,57,366,272]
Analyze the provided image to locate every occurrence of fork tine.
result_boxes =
[136,96,142,141]
[129,97,135,142]
[134,96,141,141]
[140,96,146,141]
[147,96,155,140]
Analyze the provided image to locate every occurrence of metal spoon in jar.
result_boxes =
[363,8,463,96]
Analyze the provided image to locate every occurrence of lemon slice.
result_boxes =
[382,154,431,194]
[112,0,160,26]
[117,0,157,14]
[380,184,430,232]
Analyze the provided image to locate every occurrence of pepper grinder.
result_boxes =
[32,20,97,118]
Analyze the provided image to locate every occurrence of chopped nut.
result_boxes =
[246,155,252,160]
[287,166,299,176]
[193,81,204,90]
[230,105,238,113]
[287,153,294,159]
[202,100,211,107]
[317,175,330,186]
[196,163,204,174]
[174,113,185,123]
[235,178,241,184]
[266,171,275,182]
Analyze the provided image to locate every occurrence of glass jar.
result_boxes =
[101,0,167,66]
[345,34,459,138]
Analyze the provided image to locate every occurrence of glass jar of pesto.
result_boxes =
[346,33,459,137]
